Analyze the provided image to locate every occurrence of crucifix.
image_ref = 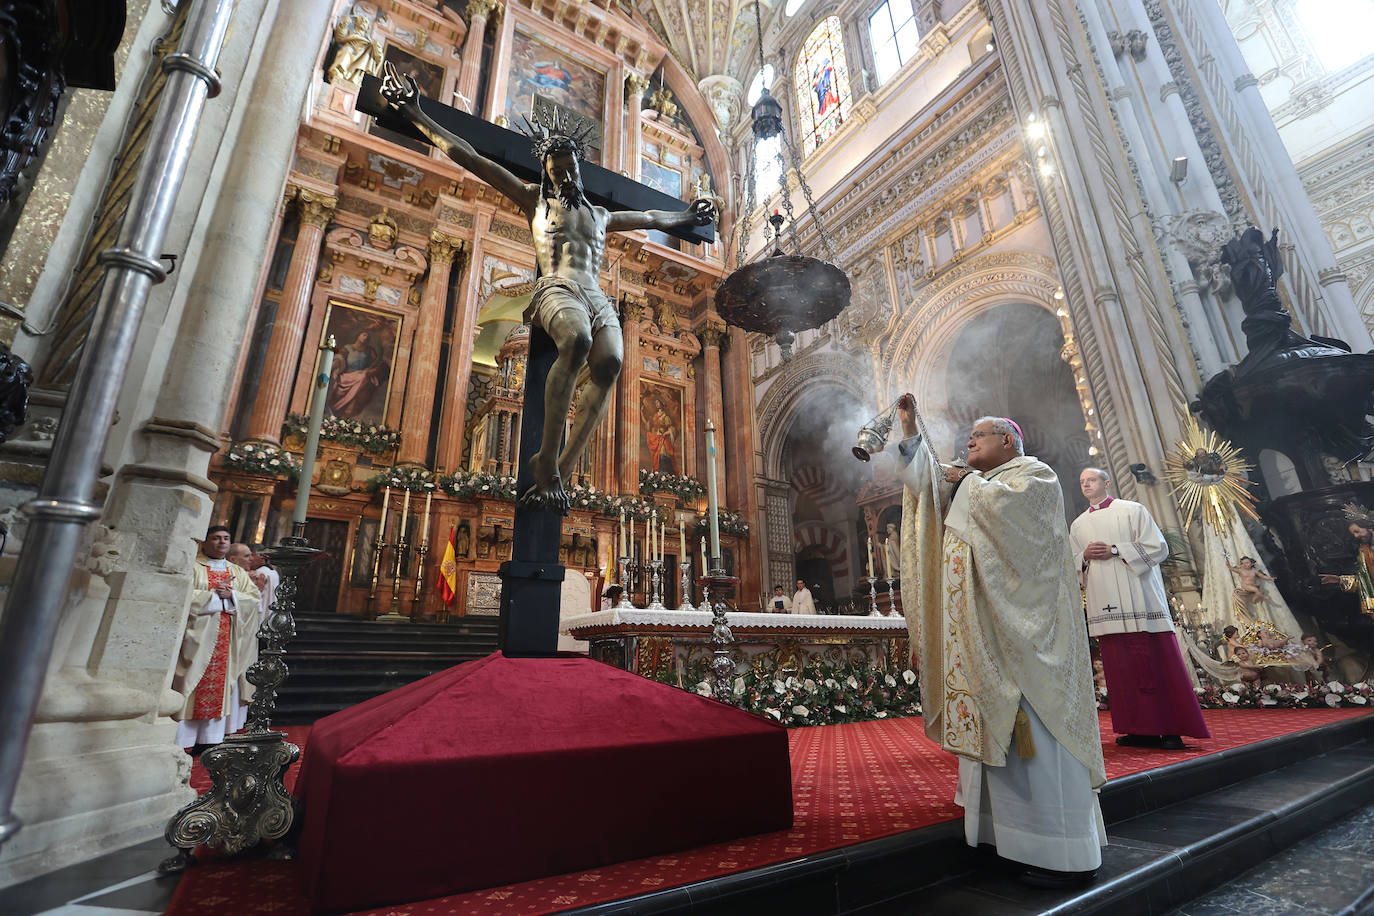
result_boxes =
[1101,604,1119,615]
[357,71,715,655]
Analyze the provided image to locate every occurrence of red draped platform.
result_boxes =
[170,705,1371,916]
[293,653,792,913]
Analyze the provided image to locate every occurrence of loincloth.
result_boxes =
[524,276,619,337]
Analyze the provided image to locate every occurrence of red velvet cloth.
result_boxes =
[294,652,793,914]
[1099,631,1211,738]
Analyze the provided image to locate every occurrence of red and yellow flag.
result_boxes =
[437,525,458,605]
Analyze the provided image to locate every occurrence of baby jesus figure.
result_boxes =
[1227,556,1276,614]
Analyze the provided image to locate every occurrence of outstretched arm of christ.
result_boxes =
[606,199,716,232]
[380,64,533,211]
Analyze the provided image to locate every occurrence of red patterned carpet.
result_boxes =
[170,708,1370,916]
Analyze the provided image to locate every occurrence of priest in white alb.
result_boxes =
[876,398,1106,887]
[171,525,261,750]
[1070,468,1209,750]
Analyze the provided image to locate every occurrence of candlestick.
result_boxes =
[421,491,432,546]
[678,559,695,611]
[705,419,721,565]
[616,556,635,609]
[292,337,336,526]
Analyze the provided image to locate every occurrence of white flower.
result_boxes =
[884,674,897,687]
[1264,684,1282,695]
[765,708,782,720]
[903,670,917,684]
[1354,682,1369,691]
[1293,691,1309,702]
[695,682,711,697]
[1325,693,1342,707]
[791,705,809,717]
[1194,687,1206,695]
[803,679,817,691]
[835,704,848,713]
[1221,692,1240,704]
[1352,695,1368,705]
[733,676,745,696]
[1328,682,1346,694]
[1228,683,1244,692]
[874,711,888,718]
[846,675,859,689]
[825,678,839,689]
[785,676,800,689]
[773,679,786,694]
[1260,698,1278,706]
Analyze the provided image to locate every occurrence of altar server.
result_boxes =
[1070,468,1209,750]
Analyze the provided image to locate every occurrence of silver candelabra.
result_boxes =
[866,576,881,616]
[677,560,695,611]
[886,576,902,617]
[647,559,667,610]
[615,556,635,609]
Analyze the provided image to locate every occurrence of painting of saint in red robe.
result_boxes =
[317,301,399,426]
[640,383,683,475]
[812,58,840,116]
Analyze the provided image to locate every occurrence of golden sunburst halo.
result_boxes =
[1162,416,1259,532]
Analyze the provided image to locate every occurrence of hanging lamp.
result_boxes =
[712,0,850,360]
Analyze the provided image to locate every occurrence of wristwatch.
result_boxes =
[1110,545,1120,557]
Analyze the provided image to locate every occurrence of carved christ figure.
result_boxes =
[382,64,714,513]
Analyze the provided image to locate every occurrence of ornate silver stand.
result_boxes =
[159,525,322,873]
[866,576,881,616]
[699,570,738,701]
[677,560,695,611]
[886,576,902,617]
[615,556,635,609]
[697,579,712,613]
[647,559,666,610]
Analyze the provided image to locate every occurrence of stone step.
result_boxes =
[557,714,1374,915]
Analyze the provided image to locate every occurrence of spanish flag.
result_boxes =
[437,525,458,606]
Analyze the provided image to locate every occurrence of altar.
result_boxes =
[563,608,911,687]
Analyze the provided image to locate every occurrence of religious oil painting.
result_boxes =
[314,300,402,427]
[640,381,684,475]
[505,28,605,162]
[794,16,851,155]
[369,43,447,154]
[640,157,682,199]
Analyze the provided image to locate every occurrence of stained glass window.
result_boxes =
[794,17,852,156]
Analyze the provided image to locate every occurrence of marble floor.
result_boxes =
[0,838,177,916]
[1167,802,1374,916]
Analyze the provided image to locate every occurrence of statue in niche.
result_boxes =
[328,15,384,87]
[382,64,714,513]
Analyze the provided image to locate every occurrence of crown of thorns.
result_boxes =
[518,108,596,162]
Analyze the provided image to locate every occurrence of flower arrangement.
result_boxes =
[683,658,921,727]
[639,469,706,501]
[365,466,437,493]
[1100,680,1372,710]
[223,441,300,480]
[696,509,750,538]
[438,470,517,500]
[282,413,400,455]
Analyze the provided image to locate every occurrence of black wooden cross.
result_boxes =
[356,77,715,655]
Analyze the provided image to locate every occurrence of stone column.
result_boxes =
[624,72,650,181]
[456,0,500,114]
[398,232,463,466]
[244,189,335,443]
[722,325,760,603]
[616,295,645,495]
[436,229,483,473]
[699,321,727,504]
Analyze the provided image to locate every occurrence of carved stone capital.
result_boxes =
[427,231,463,266]
[626,72,651,98]
[297,191,338,229]
[467,0,502,24]
[698,323,727,349]
[1234,72,1259,92]
[1158,81,1180,101]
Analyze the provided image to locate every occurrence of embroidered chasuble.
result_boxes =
[173,555,261,724]
[897,441,1105,788]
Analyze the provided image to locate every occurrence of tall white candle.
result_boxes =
[400,488,411,541]
[629,517,635,562]
[705,419,721,564]
[619,508,626,558]
[880,537,889,578]
[651,510,658,562]
[292,337,336,526]
[867,537,875,579]
[678,518,685,558]
[421,491,432,546]
[700,535,708,576]
[379,485,391,539]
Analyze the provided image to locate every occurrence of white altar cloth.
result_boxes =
[562,608,909,633]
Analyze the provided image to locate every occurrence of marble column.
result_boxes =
[624,72,650,180]
[699,321,727,505]
[398,232,463,466]
[616,294,645,495]
[0,0,337,886]
[245,189,335,443]
[456,0,500,115]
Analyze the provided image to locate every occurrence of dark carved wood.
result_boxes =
[0,1,126,259]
